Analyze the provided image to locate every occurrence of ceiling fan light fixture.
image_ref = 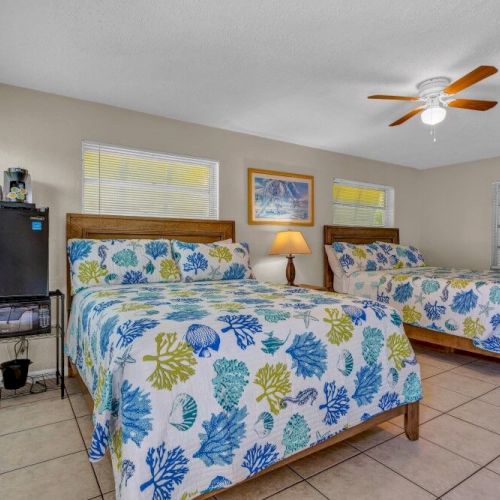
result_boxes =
[421,105,446,126]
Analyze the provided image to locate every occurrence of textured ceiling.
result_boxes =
[1,1,500,168]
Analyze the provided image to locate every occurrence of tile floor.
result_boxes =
[1,345,500,499]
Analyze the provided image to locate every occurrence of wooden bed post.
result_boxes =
[404,401,419,441]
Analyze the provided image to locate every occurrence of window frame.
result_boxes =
[81,141,219,220]
[332,178,395,228]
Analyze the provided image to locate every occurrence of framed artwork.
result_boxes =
[248,168,314,226]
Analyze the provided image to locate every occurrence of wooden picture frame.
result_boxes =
[248,168,314,226]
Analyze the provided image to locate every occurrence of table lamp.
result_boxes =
[269,230,311,286]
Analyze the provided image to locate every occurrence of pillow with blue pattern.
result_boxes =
[171,240,253,282]
[67,239,180,294]
[375,242,425,268]
[331,241,395,276]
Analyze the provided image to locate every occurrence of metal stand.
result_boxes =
[50,289,65,399]
[0,290,65,400]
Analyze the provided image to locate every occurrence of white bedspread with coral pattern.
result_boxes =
[66,280,421,499]
[340,267,500,354]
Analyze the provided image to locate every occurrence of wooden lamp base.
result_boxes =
[286,254,296,286]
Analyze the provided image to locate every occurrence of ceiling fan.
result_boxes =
[368,65,498,127]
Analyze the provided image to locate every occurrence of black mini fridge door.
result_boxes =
[0,206,49,298]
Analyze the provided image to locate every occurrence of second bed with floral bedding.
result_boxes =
[340,267,500,354]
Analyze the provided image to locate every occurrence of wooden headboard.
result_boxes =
[323,225,400,291]
[66,213,235,303]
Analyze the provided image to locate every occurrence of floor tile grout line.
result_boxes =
[289,448,362,482]
[255,468,302,499]
[437,455,500,498]
[421,356,498,382]
[438,384,500,437]
[0,415,76,438]
[0,389,62,409]
[74,414,106,498]
[423,375,498,400]
[421,379,500,415]
[0,449,87,477]
[298,479,331,500]
[445,411,500,437]
[361,447,447,498]
[258,477,329,500]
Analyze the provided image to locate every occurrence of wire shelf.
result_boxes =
[0,326,61,344]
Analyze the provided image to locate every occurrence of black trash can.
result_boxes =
[1,359,32,390]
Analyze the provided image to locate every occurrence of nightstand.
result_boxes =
[294,284,328,291]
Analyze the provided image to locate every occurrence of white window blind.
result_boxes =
[492,182,500,269]
[333,179,394,227]
[82,141,219,219]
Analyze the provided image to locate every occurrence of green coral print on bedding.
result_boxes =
[254,362,292,415]
[78,260,107,285]
[143,332,197,390]
[387,333,411,370]
[208,246,233,263]
[323,308,354,345]
[160,259,181,280]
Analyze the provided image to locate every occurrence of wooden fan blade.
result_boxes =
[389,107,424,126]
[368,94,419,101]
[448,98,497,111]
[444,66,498,95]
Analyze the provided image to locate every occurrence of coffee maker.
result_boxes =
[1,167,33,205]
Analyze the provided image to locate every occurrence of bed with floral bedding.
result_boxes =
[66,279,422,500]
[323,225,500,357]
[337,267,500,354]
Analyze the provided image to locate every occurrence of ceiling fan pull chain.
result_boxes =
[430,126,437,143]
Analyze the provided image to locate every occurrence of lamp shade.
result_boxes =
[269,230,311,256]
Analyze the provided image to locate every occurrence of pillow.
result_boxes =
[331,241,393,276]
[67,238,180,294]
[324,244,345,276]
[375,242,425,268]
[172,240,253,282]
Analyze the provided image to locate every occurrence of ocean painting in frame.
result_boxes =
[248,168,314,225]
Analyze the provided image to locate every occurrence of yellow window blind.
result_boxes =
[333,179,394,227]
[82,142,219,219]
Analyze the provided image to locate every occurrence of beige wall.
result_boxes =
[0,83,422,289]
[0,83,423,371]
[1,83,498,374]
[419,157,499,270]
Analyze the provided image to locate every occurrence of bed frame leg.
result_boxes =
[405,402,419,441]
[68,358,76,377]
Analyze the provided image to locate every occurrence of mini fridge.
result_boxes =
[0,205,49,298]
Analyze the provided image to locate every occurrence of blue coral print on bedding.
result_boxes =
[67,238,180,294]
[348,267,500,354]
[332,241,425,276]
[172,240,253,282]
[67,279,421,500]
[375,242,426,268]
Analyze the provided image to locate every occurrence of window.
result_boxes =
[82,142,219,219]
[492,182,500,269]
[332,179,394,227]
